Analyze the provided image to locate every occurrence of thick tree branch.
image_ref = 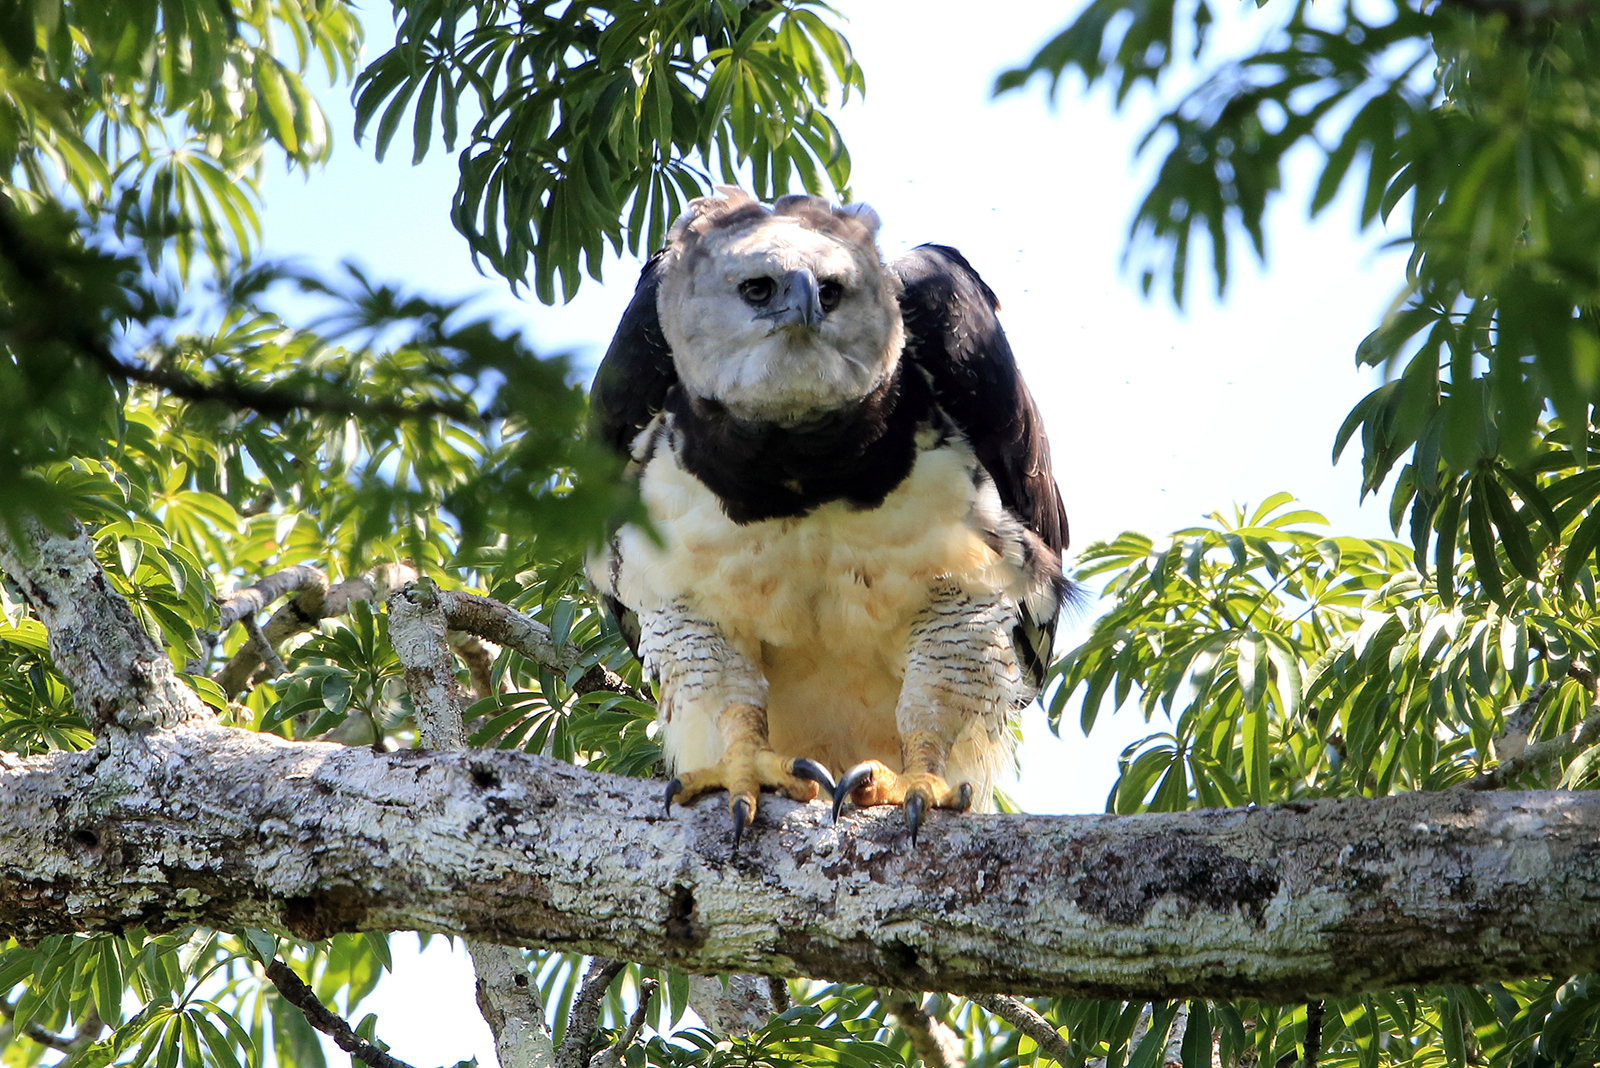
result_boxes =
[0,518,209,731]
[4,725,1600,1001]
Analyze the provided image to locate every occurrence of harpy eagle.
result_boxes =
[587,189,1068,843]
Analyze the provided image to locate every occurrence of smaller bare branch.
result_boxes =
[971,994,1067,1066]
[557,959,626,1068]
[390,582,557,1068]
[435,590,643,700]
[885,992,965,1068]
[216,566,329,633]
[0,999,103,1053]
[573,662,642,700]
[1303,1000,1324,1068]
[688,975,775,1036]
[1162,1003,1187,1068]
[242,615,288,677]
[0,516,210,731]
[449,632,504,701]
[588,978,657,1068]
[1492,681,1555,762]
[468,942,556,1068]
[264,959,418,1068]
[1469,699,1600,790]
[213,563,415,698]
[767,976,792,1014]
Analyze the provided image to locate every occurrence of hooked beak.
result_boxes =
[755,269,823,329]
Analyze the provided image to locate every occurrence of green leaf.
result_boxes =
[1236,633,1267,712]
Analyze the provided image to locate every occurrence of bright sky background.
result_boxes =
[255,2,1408,1062]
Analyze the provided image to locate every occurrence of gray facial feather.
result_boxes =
[656,190,904,424]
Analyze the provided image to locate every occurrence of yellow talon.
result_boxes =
[661,703,836,845]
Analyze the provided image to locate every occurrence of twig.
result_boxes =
[264,959,417,1068]
[588,977,657,1068]
[0,196,473,427]
[242,615,287,677]
[971,994,1068,1066]
[885,991,966,1068]
[213,563,416,698]
[1469,699,1600,790]
[0,1000,103,1052]
[557,959,626,1068]
[435,590,644,701]
[768,976,792,1014]
[1491,681,1554,761]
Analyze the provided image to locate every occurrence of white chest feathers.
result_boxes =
[606,422,1017,654]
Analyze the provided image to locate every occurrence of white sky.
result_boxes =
[254,2,1409,1062]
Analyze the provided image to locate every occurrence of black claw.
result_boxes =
[832,762,876,821]
[957,782,974,811]
[664,778,683,816]
[732,796,753,848]
[905,793,926,846]
[791,758,837,796]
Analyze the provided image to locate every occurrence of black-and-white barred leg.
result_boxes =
[834,580,1025,843]
[642,604,835,844]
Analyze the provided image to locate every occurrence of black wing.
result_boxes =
[589,251,677,456]
[589,252,677,657]
[893,244,1070,684]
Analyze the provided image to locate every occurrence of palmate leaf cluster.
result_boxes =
[355,0,863,302]
[1042,485,1600,1068]
[999,0,1600,605]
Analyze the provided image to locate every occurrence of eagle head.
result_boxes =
[655,188,904,425]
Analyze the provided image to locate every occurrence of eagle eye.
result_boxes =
[818,280,844,312]
[738,277,775,306]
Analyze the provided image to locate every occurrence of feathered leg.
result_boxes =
[834,581,1026,843]
[643,604,834,843]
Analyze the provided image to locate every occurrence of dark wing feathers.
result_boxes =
[589,250,676,456]
[892,244,1069,686]
[892,244,1068,559]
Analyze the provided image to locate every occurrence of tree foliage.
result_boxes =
[354,0,861,301]
[4,0,1600,1067]
[1000,0,1600,609]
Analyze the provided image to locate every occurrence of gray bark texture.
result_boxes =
[5,517,1600,1008]
[2,724,1600,1003]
